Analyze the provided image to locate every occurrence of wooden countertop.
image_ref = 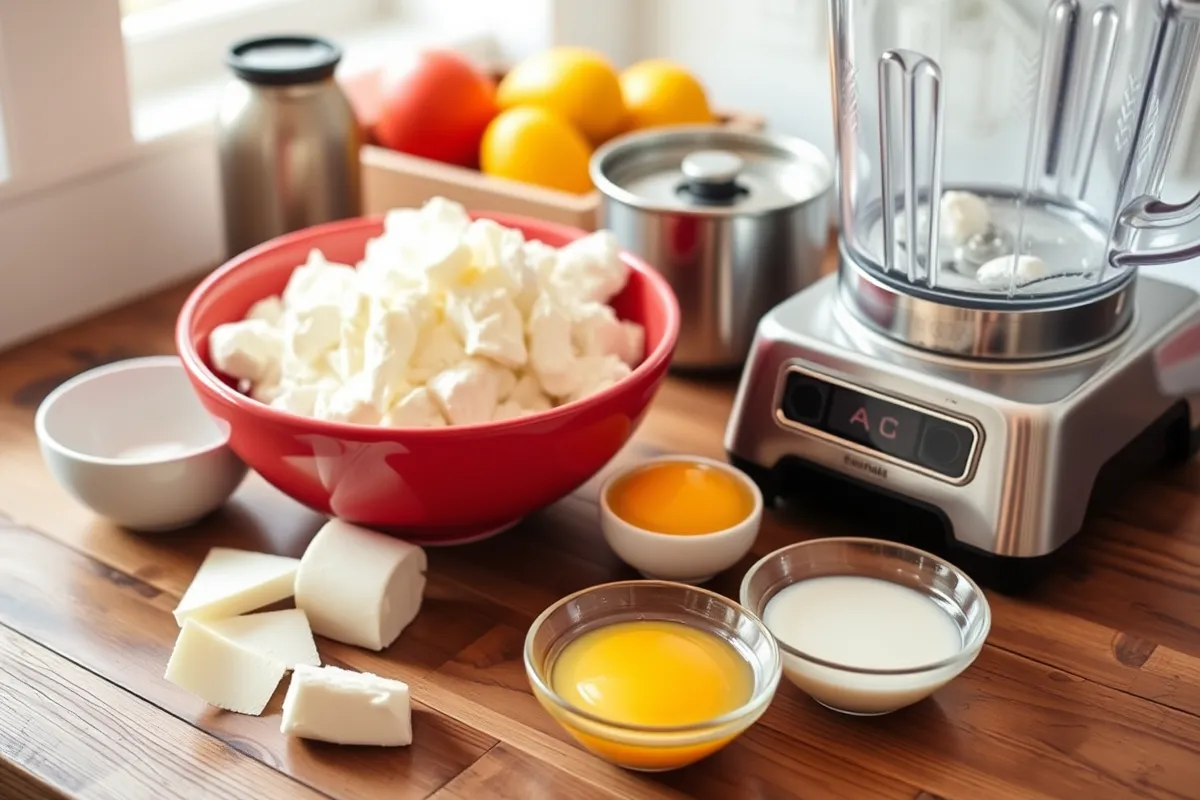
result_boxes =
[1,278,1199,800]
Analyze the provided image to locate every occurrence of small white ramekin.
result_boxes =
[35,356,248,532]
[599,454,763,584]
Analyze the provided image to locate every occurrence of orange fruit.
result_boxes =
[480,106,594,194]
[496,47,626,145]
[620,59,714,131]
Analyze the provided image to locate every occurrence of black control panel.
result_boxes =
[778,369,978,480]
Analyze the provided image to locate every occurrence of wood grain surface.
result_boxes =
[1,269,1199,799]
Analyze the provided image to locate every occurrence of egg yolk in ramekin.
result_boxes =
[552,620,752,725]
[606,461,754,535]
[547,620,754,769]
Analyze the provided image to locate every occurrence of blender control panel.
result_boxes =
[775,367,979,482]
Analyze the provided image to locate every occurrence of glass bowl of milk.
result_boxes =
[739,537,990,716]
[524,580,782,771]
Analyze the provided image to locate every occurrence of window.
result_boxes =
[123,0,395,102]
[0,0,525,351]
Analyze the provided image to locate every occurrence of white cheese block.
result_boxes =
[173,548,300,626]
[201,609,320,670]
[280,664,413,746]
[164,619,286,715]
[294,519,427,651]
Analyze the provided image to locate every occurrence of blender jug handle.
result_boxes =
[1110,0,1200,268]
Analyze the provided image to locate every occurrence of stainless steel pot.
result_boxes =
[217,35,362,258]
[591,127,832,369]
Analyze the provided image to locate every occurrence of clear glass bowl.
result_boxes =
[523,580,781,772]
[740,538,990,716]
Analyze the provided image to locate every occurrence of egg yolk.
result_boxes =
[550,620,753,728]
[606,461,754,535]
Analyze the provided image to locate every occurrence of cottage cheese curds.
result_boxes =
[208,198,646,427]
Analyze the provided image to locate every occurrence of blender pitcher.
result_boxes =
[830,0,1200,358]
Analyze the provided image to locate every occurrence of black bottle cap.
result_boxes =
[225,35,343,86]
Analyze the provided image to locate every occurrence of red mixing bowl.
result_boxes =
[176,214,680,545]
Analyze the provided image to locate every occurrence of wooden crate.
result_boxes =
[360,110,766,230]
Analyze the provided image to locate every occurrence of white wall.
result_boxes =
[401,0,557,62]
[401,0,647,67]
[552,0,648,69]
[0,135,224,349]
[644,0,835,158]
[576,0,1200,206]
[547,0,836,161]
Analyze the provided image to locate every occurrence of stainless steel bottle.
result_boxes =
[217,35,362,257]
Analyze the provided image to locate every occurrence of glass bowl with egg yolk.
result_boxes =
[599,456,764,584]
[524,580,781,772]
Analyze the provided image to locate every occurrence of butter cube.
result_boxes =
[201,609,320,671]
[173,548,300,626]
[281,664,412,746]
[294,519,427,651]
[164,620,286,716]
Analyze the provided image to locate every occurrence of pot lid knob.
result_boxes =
[681,150,744,202]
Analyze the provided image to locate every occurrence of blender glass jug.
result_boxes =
[831,0,1200,304]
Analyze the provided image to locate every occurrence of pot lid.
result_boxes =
[590,126,832,216]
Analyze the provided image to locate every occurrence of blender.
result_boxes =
[726,0,1200,586]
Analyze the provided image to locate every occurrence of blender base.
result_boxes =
[728,452,1057,593]
[725,274,1200,592]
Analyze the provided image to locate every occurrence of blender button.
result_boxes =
[781,374,828,425]
[917,421,974,477]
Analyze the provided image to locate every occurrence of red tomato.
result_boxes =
[373,50,498,168]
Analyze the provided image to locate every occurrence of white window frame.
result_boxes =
[123,0,393,99]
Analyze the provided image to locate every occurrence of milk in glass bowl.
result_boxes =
[739,537,990,715]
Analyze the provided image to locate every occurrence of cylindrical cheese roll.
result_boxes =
[294,519,427,651]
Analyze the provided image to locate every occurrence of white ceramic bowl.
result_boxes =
[599,455,763,584]
[34,356,248,532]
[740,538,991,716]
